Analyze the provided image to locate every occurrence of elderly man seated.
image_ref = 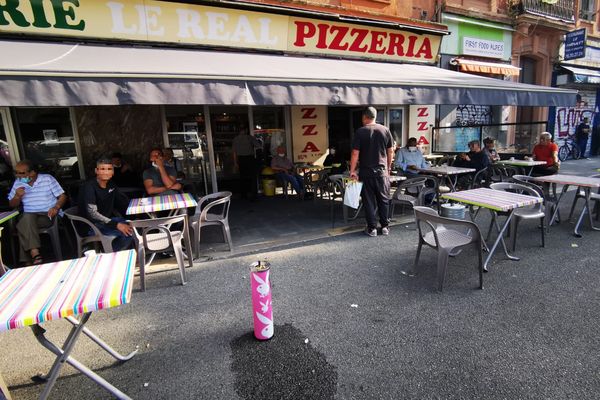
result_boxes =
[271,146,305,198]
[143,148,182,195]
[394,137,430,175]
[454,140,490,171]
[79,156,133,251]
[530,132,560,176]
[8,160,67,265]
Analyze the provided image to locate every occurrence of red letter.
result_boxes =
[417,107,429,117]
[302,142,321,152]
[316,23,329,49]
[416,121,428,131]
[386,33,405,56]
[293,21,316,47]
[329,25,349,51]
[302,125,318,135]
[368,31,387,54]
[301,107,317,119]
[349,28,369,53]
[405,35,418,57]
[414,38,432,59]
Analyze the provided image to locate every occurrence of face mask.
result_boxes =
[18,177,31,184]
[330,149,336,155]
[408,146,417,152]
[277,153,285,157]
[152,162,158,168]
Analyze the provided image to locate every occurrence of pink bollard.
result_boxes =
[250,261,273,340]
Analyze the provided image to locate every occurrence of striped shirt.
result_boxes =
[8,174,64,213]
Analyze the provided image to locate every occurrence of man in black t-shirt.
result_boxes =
[79,156,133,251]
[350,107,394,237]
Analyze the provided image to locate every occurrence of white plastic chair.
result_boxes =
[129,214,193,292]
[413,206,484,291]
[190,191,233,259]
[64,206,117,257]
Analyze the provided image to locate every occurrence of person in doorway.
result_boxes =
[394,137,430,175]
[575,117,591,159]
[143,148,182,195]
[483,137,501,163]
[454,140,490,171]
[529,132,560,176]
[271,146,305,198]
[233,127,258,200]
[79,156,133,251]
[8,160,67,265]
[323,146,345,174]
[111,152,137,187]
[349,107,394,237]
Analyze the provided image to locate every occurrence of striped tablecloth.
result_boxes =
[531,174,600,188]
[442,188,542,212]
[0,210,18,225]
[0,250,136,332]
[417,166,476,175]
[126,193,198,215]
[497,160,547,167]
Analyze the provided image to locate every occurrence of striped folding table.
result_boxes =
[126,192,198,216]
[416,166,476,191]
[0,250,137,400]
[496,159,548,175]
[442,188,542,271]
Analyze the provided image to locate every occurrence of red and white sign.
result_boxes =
[291,106,328,163]
[409,105,435,154]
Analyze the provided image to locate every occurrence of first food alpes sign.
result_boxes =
[0,0,442,64]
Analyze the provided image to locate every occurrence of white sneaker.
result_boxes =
[381,226,390,236]
[365,228,377,237]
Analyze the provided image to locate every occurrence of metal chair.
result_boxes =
[413,206,484,291]
[63,206,117,257]
[129,214,193,292]
[567,173,600,222]
[420,175,441,211]
[468,167,490,189]
[490,182,545,251]
[389,177,427,219]
[189,191,233,259]
[329,175,362,227]
[511,174,557,230]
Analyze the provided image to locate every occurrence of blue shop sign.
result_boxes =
[565,28,586,61]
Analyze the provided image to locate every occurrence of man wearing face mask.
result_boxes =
[394,137,430,175]
[143,148,182,195]
[483,137,500,163]
[271,146,305,198]
[8,160,67,265]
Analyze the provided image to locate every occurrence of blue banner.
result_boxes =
[565,28,586,61]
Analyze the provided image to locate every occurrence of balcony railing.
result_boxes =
[513,0,575,22]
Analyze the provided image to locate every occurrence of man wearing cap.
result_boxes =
[350,107,394,237]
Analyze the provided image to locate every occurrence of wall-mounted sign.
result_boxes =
[564,28,587,61]
[408,105,435,154]
[462,37,504,58]
[291,106,328,163]
[0,0,441,64]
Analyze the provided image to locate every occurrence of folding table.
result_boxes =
[442,188,542,271]
[531,174,600,237]
[0,250,137,400]
[417,166,476,191]
[496,159,547,175]
[126,192,198,216]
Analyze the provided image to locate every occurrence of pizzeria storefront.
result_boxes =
[0,0,576,202]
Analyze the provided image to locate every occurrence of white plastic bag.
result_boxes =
[343,181,363,209]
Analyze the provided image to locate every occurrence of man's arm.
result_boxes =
[156,160,177,188]
[349,149,360,180]
[8,183,24,209]
[48,193,67,218]
[386,147,394,173]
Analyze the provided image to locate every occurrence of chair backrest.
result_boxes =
[129,214,188,252]
[63,206,104,238]
[510,175,544,197]
[469,167,489,189]
[196,191,232,223]
[414,206,480,249]
[489,182,543,211]
[393,176,427,200]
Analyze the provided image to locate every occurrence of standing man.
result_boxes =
[8,160,67,265]
[233,127,258,200]
[350,107,394,237]
[575,117,591,159]
[143,148,182,195]
[79,156,133,251]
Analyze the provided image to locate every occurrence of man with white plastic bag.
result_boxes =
[349,107,394,237]
[343,180,363,210]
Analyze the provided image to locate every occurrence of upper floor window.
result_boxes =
[580,0,596,20]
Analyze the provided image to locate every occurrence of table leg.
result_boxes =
[573,188,600,237]
[483,210,519,271]
[548,184,569,226]
[31,313,133,400]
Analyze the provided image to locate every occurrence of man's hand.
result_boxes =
[15,187,25,199]
[350,171,358,181]
[117,222,133,236]
[169,182,183,191]
[47,207,59,219]
[408,165,418,170]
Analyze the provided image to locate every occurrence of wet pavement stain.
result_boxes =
[230,324,337,400]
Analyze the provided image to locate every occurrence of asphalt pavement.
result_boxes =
[1,158,599,400]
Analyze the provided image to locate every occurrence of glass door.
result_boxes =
[0,108,15,209]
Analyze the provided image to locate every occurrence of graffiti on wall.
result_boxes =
[455,105,493,127]
[555,107,595,138]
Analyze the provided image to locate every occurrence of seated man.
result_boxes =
[162,148,185,179]
[111,152,137,187]
[271,146,305,198]
[143,148,182,195]
[323,146,345,174]
[483,137,500,163]
[79,156,133,251]
[8,160,67,265]
[530,132,560,176]
[394,137,430,175]
[454,140,491,171]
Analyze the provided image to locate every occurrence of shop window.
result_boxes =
[13,108,79,183]
[580,0,596,20]
[0,114,13,208]
[252,107,286,171]
[389,108,404,146]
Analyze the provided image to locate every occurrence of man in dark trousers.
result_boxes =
[79,156,133,251]
[575,117,591,159]
[233,127,258,200]
[349,107,394,237]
